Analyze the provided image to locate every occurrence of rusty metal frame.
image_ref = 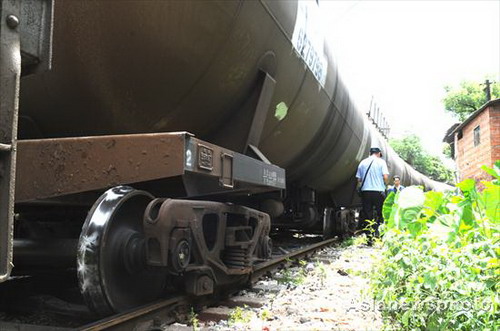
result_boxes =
[143,199,271,292]
[0,0,21,282]
[15,133,188,202]
[15,133,285,202]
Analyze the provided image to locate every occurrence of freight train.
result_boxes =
[0,0,450,317]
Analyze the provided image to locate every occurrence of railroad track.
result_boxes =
[78,238,337,331]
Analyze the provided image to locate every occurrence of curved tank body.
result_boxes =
[19,0,449,199]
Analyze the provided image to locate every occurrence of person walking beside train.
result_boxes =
[387,175,405,194]
[355,147,389,234]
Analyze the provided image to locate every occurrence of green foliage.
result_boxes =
[353,233,370,245]
[390,134,455,184]
[188,307,199,331]
[341,234,370,247]
[276,260,307,285]
[482,160,500,185]
[228,306,254,325]
[443,79,500,121]
[426,155,455,184]
[359,219,378,235]
[371,165,500,330]
[259,308,272,321]
[383,191,396,221]
[315,261,328,285]
[340,236,355,247]
[442,143,452,159]
[276,259,331,287]
[390,134,426,170]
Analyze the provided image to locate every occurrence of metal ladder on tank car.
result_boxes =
[0,0,54,282]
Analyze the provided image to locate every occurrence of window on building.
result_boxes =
[474,126,480,147]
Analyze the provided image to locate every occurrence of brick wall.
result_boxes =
[491,104,500,163]
[454,104,499,182]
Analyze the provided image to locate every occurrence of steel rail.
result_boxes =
[78,237,338,330]
[251,237,337,281]
[78,296,189,331]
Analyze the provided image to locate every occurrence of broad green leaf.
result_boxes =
[398,186,425,209]
[402,256,411,266]
[401,309,411,326]
[486,258,499,269]
[428,221,453,241]
[424,273,437,290]
[456,179,475,194]
[383,191,396,222]
[437,214,454,227]
[480,182,500,223]
[481,161,500,181]
[408,221,424,238]
[401,207,422,225]
[423,191,445,218]
[458,199,474,226]
[458,222,473,232]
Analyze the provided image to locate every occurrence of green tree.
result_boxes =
[442,143,452,159]
[390,134,454,184]
[443,79,500,121]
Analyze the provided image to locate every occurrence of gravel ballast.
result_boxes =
[170,242,384,330]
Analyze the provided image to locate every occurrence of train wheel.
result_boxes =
[77,186,168,316]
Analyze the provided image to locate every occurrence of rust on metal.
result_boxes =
[250,238,338,282]
[16,132,285,202]
[144,199,271,286]
[16,132,188,202]
[79,296,190,331]
[79,238,337,330]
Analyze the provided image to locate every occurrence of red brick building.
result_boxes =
[444,98,500,182]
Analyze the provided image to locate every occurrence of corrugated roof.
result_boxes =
[443,123,460,143]
[446,98,500,138]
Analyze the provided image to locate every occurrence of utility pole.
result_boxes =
[367,96,374,118]
[484,79,492,102]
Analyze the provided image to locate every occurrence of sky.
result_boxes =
[319,0,500,159]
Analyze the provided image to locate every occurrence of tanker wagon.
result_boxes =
[0,0,450,316]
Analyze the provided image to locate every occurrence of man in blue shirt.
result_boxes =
[387,175,405,194]
[356,147,389,234]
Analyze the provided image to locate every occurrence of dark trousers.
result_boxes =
[359,191,385,234]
